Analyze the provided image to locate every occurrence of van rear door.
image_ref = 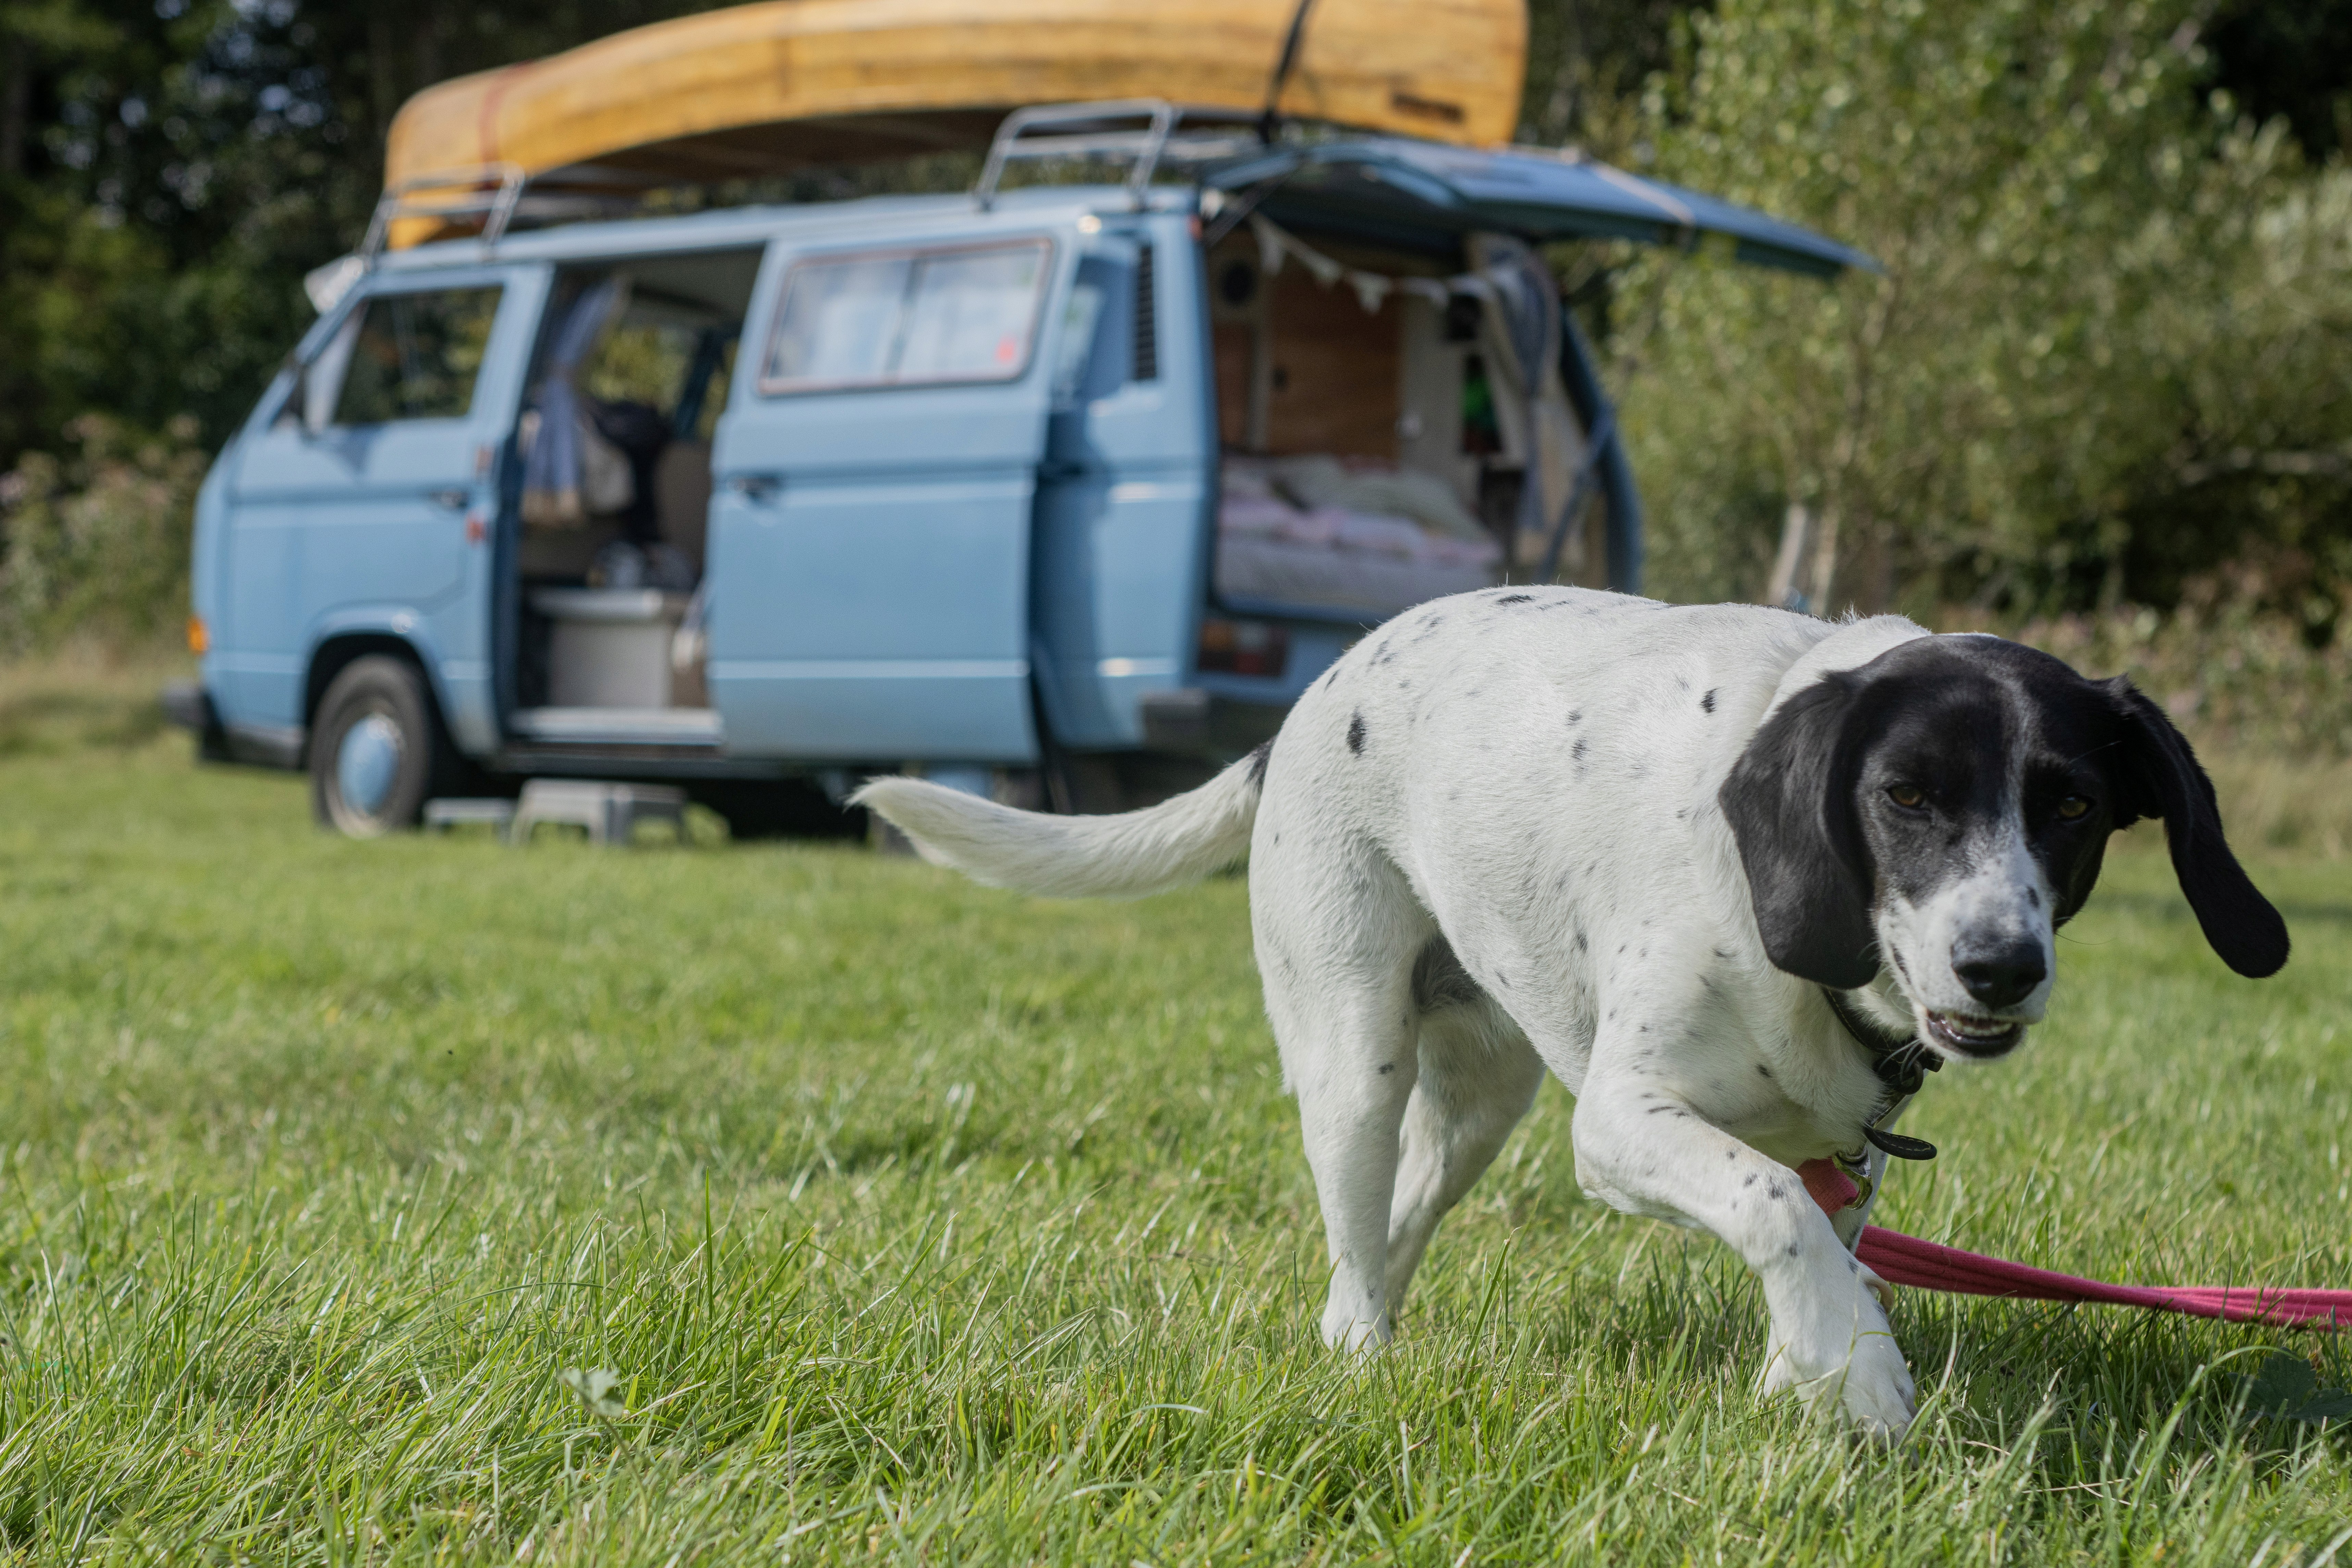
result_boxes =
[707,234,1059,763]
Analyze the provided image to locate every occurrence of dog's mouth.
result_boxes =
[1923,1010,2027,1058]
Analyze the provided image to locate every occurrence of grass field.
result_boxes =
[0,701,2346,1563]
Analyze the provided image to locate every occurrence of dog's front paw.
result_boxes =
[1761,1279,1915,1441]
[1318,1294,1391,1353]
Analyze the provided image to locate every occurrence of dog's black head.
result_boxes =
[1719,634,2288,1061]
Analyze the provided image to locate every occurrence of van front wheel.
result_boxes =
[310,656,443,836]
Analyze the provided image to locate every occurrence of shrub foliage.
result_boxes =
[1623,0,2352,625]
[0,416,201,655]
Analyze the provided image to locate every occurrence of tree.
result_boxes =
[0,0,738,466]
[1623,0,2352,622]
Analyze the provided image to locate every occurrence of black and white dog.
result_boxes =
[856,589,2288,1438]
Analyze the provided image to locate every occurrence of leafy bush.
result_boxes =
[0,415,203,655]
[1622,0,2352,620]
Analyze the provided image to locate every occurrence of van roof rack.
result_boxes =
[358,163,641,265]
[360,164,529,263]
[973,100,1261,211]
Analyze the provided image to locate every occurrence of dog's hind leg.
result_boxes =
[1383,986,1543,1316]
[1255,843,1428,1352]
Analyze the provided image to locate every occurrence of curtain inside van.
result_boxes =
[522,277,630,528]
[1463,233,1587,576]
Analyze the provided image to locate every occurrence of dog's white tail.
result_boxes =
[849,745,1268,899]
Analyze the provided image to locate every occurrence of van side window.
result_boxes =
[761,240,1051,393]
[332,287,503,424]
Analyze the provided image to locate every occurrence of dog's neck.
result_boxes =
[1754,615,1930,727]
[1821,983,1941,1160]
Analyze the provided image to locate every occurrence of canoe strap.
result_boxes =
[1261,0,1318,143]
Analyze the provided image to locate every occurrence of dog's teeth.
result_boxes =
[1929,1011,2018,1045]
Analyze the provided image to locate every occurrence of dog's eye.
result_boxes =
[2057,795,2092,821]
[1886,784,1927,810]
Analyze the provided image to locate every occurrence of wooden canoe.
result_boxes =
[383,0,1526,245]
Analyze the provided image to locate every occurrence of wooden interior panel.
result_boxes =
[1212,322,1254,451]
[1264,269,1400,460]
[1211,264,1404,460]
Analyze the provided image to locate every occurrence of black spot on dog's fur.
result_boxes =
[1701,689,1718,713]
[1245,739,1273,789]
[1756,1064,1771,1078]
[1378,1062,1395,1075]
[1497,593,1534,605]
[1347,713,1366,755]
[1743,1173,1758,1187]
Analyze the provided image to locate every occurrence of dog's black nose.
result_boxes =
[1952,940,2047,1008]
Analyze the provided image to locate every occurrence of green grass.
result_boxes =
[0,725,2346,1565]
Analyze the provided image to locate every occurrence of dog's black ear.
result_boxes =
[2101,676,2288,977]
[1718,674,1879,988]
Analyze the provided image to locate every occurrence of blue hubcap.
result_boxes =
[336,713,405,816]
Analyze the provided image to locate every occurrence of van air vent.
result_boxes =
[1132,245,1159,382]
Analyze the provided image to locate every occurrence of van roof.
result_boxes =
[371,184,1179,275]
[373,141,1869,281]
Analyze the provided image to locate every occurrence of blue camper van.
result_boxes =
[169,105,1864,836]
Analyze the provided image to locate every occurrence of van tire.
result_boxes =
[310,656,444,837]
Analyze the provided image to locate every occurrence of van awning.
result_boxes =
[1204,139,1874,278]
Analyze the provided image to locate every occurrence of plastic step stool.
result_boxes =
[510,780,689,846]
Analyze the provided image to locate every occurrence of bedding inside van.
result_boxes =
[1213,455,1499,616]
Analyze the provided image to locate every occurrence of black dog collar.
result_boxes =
[1822,987,1940,1161]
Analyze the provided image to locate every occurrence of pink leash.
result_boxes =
[1796,1160,2352,1330]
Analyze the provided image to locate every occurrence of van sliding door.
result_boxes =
[707,235,1060,763]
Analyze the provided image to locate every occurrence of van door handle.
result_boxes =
[428,488,470,511]
[726,473,784,502]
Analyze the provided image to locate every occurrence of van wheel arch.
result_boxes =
[304,638,474,834]
[303,635,446,761]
